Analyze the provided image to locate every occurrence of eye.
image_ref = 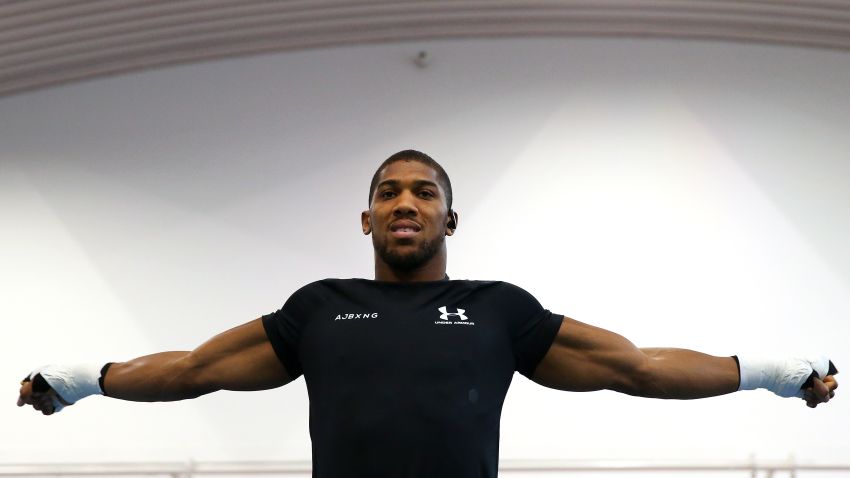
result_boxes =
[418,190,435,199]
[379,190,396,199]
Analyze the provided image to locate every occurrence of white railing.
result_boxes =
[0,459,848,478]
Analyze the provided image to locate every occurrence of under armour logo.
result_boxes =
[438,306,468,321]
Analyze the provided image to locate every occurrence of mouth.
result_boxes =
[390,220,422,239]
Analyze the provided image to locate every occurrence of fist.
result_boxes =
[803,375,838,408]
[17,373,70,415]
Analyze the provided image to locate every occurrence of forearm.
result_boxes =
[533,317,835,405]
[631,348,739,399]
[533,318,740,398]
[102,320,290,402]
[103,351,218,402]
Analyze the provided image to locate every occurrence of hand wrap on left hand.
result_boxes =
[738,355,836,398]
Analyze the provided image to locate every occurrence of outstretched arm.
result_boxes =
[18,318,292,414]
[532,317,836,406]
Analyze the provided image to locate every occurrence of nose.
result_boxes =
[392,190,418,217]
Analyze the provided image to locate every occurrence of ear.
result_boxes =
[446,209,458,236]
[361,210,372,235]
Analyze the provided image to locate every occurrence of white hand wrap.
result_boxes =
[29,364,105,413]
[737,356,831,398]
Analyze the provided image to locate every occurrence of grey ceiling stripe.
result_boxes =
[1,0,849,97]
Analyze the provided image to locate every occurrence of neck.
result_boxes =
[373,248,448,282]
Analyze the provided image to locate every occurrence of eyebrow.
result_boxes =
[376,179,440,190]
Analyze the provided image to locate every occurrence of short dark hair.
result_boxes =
[368,150,453,210]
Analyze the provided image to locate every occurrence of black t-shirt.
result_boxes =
[262,279,563,478]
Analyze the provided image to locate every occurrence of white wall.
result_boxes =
[1,37,848,466]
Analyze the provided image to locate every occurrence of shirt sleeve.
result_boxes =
[261,283,315,379]
[499,283,563,378]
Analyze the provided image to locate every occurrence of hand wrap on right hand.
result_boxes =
[24,364,106,413]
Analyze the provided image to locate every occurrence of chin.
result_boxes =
[377,238,442,271]
[380,250,429,271]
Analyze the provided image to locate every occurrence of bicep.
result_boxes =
[189,318,293,391]
[531,317,649,394]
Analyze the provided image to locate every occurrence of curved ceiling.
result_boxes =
[2,0,850,98]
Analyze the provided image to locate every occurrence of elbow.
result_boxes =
[614,355,670,399]
[165,353,220,400]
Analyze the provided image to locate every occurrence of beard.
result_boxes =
[375,235,444,271]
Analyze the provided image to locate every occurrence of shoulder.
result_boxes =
[452,280,538,300]
[290,278,369,293]
[285,279,327,300]
[267,279,357,320]
[446,280,545,314]
[279,279,348,307]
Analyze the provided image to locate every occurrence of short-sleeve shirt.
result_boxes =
[262,279,562,478]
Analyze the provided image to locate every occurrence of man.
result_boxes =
[18,150,838,477]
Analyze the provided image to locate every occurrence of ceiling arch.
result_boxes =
[2,0,849,97]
